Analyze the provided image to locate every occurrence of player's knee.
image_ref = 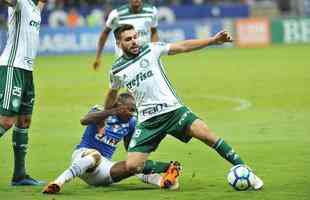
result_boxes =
[16,116,32,128]
[90,151,102,166]
[188,119,218,146]
[0,116,15,129]
[82,149,102,166]
[125,160,144,174]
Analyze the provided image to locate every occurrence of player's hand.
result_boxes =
[212,30,233,45]
[92,59,101,70]
[114,105,133,120]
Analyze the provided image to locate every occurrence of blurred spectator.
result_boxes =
[67,8,85,27]
[193,0,205,5]
[49,9,68,27]
[86,8,104,27]
[277,0,291,14]
[1,0,306,27]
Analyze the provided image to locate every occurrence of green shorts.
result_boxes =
[0,66,35,116]
[128,106,199,153]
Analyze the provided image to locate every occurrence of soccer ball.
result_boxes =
[227,165,254,191]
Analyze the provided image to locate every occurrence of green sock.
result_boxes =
[142,160,170,174]
[0,125,7,138]
[12,126,29,178]
[213,138,245,165]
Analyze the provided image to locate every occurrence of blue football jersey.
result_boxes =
[76,108,136,159]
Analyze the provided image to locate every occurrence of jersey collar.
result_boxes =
[123,49,140,60]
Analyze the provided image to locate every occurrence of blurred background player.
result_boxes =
[105,25,263,190]
[0,0,46,186]
[92,0,158,70]
[43,93,180,194]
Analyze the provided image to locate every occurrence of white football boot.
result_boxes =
[251,173,264,190]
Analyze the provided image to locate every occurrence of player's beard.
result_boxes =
[130,0,142,8]
[122,44,140,58]
[32,0,38,5]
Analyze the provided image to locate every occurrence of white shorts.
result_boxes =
[71,148,115,186]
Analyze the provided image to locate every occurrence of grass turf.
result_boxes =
[0,44,309,200]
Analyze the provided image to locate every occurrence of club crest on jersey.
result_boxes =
[126,70,154,89]
[140,59,150,68]
[29,20,41,30]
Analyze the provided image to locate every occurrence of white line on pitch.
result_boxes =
[185,95,252,111]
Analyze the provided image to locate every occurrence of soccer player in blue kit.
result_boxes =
[43,93,180,194]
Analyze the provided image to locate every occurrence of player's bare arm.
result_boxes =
[151,27,159,42]
[93,27,112,70]
[168,30,233,55]
[3,0,17,6]
[80,108,116,125]
[80,105,130,125]
[104,89,119,110]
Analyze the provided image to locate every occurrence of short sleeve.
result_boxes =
[151,42,171,58]
[151,7,158,28]
[18,0,33,9]
[109,71,123,90]
[11,0,24,10]
[105,9,118,29]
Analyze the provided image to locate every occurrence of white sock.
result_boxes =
[136,173,161,187]
[54,155,95,186]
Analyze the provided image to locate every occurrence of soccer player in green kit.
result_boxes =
[0,0,46,186]
[92,0,159,69]
[105,24,264,190]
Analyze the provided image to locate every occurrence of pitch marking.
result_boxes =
[187,95,252,111]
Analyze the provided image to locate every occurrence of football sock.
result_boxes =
[12,126,28,179]
[136,173,161,187]
[142,160,170,174]
[213,138,245,165]
[55,155,95,186]
[0,125,7,138]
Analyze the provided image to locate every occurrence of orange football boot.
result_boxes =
[160,161,181,190]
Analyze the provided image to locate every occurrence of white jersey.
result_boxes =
[105,3,158,57]
[0,0,41,71]
[109,43,182,123]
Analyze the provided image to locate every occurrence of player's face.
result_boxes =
[117,97,136,121]
[119,29,140,56]
[130,0,142,8]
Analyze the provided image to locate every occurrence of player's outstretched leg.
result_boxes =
[136,161,182,190]
[187,119,264,190]
[43,149,100,194]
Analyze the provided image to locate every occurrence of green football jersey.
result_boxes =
[109,42,182,123]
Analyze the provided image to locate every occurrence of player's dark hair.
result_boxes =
[113,24,135,41]
[117,92,134,105]
[116,92,136,112]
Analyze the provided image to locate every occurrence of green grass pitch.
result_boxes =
[0,44,309,200]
